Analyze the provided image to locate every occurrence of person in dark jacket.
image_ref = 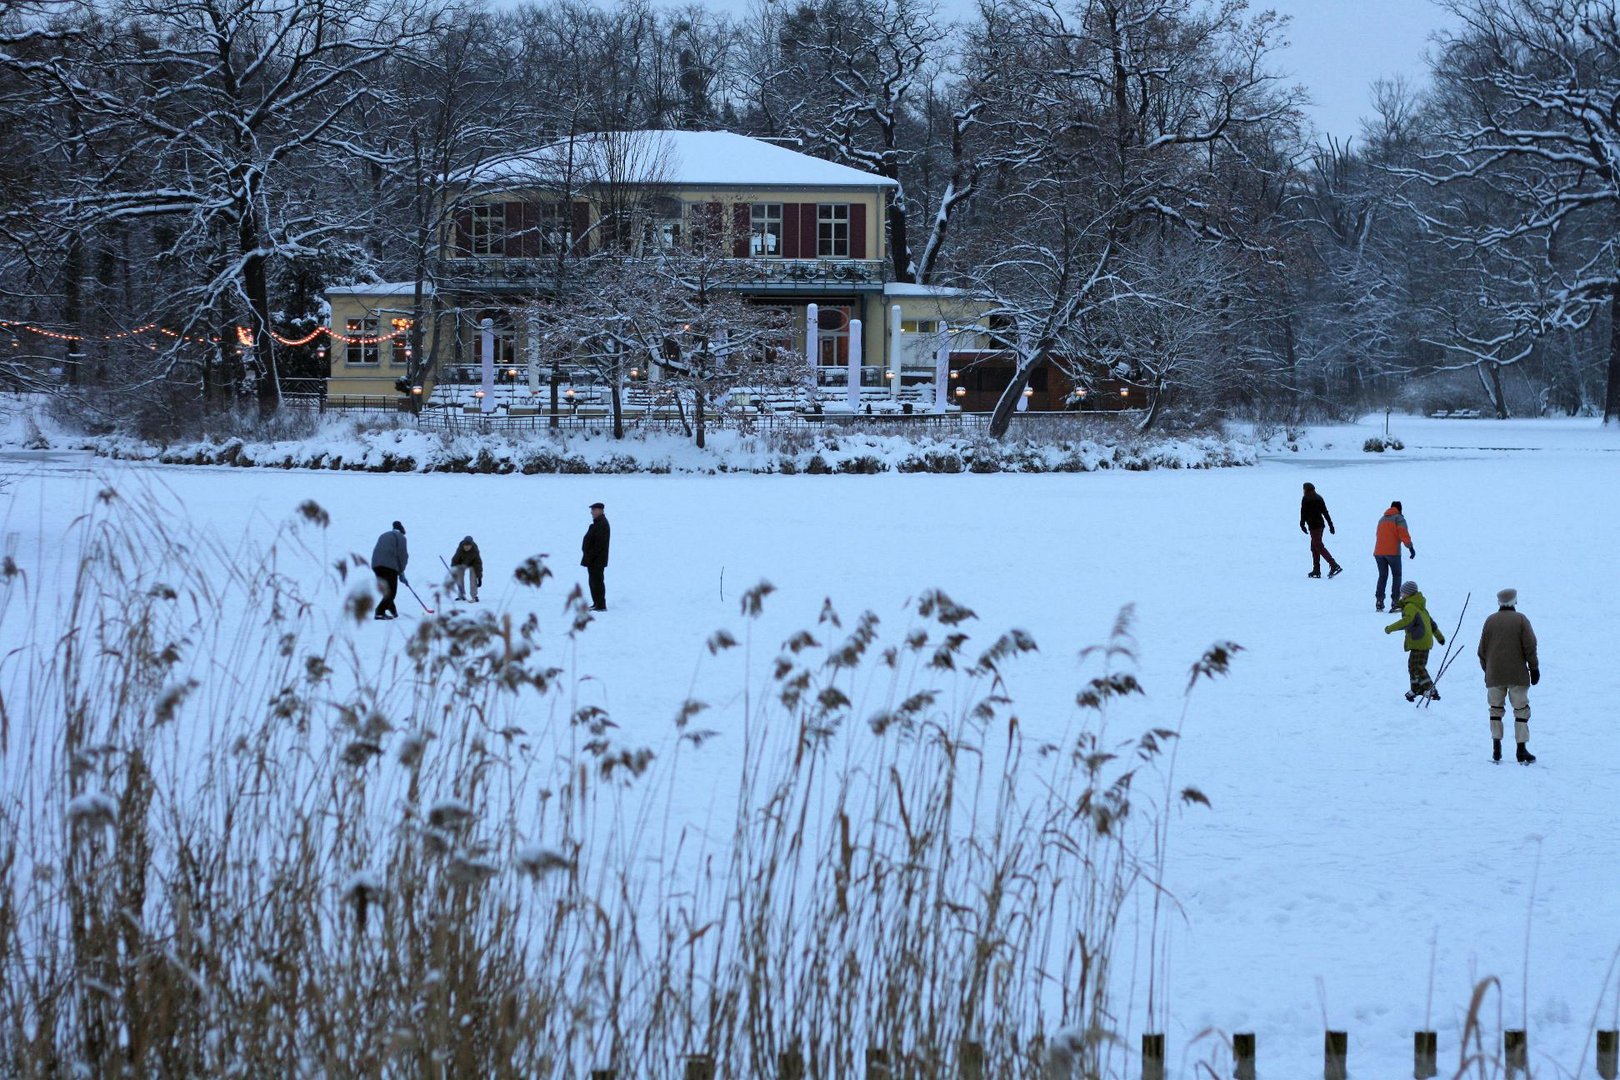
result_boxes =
[1299,482,1342,578]
[1384,580,1445,702]
[581,502,610,611]
[450,535,483,603]
[1477,587,1539,763]
[371,520,409,620]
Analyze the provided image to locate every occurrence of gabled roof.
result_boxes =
[456,131,898,192]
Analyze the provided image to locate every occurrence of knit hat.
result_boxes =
[1400,581,1419,597]
[392,520,405,534]
[1497,587,1517,606]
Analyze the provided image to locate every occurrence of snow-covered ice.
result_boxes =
[2,412,1618,1076]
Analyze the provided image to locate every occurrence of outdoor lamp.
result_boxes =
[474,389,485,399]
[884,370,895,380]
[1120,388,1130,397]
[954,386,966,399]
[1023,387,1034,397]
[411,385,423,395]
[565,388,575,399]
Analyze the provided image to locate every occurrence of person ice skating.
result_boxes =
[1373,500,1416,611]
[581,502,610,612]
[450,535,483,603]
[1385,580,1445,702]
[1477,588,1539,764]
[371,520,409,620]
[1300,482,1343,578]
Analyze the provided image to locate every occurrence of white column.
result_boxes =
[805,302,820,397]
[846,319,863,411]
[934,322,951,413]
[479,318,496,413]
[889,304,903,398]
[526,308,541,396]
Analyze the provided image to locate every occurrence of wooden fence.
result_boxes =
[584,1028,1619,1079]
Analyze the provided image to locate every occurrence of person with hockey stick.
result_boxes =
[1477,588,1540,764]
[448,536,483,603]
[1299,482,1343,579]
[1373,500,1416,612]
[371,520,409,620]
[1384,580,1445,702]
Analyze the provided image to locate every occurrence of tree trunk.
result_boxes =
[694,383,706,449]
[611,379,624,439]
[242,225,279,413]
[1606,282,1620,424]
[987,366,1033,439]
[1137,381,1166,433]
[1476,360,1509,419]
[62,233,84,386]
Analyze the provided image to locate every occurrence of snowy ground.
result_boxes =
[3,413,1618,1076]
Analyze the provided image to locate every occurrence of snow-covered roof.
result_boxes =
[457,131,898,192]
[327,282,434,297]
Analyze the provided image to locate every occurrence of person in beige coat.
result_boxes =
[1477,587,1539,764]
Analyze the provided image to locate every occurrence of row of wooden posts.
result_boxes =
[592,1030,1620,1079]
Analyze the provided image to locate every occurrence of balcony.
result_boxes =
[433,255,888,292]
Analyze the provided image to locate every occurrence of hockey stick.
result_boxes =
[400,577,434,615]
[1419,591,1470,708]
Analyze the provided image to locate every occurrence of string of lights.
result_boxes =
[0,319,402,348]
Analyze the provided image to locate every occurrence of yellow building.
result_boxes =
[326,130,998,412]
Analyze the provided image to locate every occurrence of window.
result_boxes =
[812,304,852,385]
[536,202,572,255]
[901,320,938,334]
[471,203,504,256]
[751,203,783,257]
[344,318,379,365]
[817,204,850,258]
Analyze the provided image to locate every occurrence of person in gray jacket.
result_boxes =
[1477,587,1539,763]
[371,520,409,620]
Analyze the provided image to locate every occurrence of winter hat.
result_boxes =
[392,520,405,534]
[1497,587,1517,606]
[1400,581,1419,597]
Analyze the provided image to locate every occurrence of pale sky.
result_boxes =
[1257,0,1458,144]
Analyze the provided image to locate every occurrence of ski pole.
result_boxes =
[1420,592,1470,708]
[400,577,434,615]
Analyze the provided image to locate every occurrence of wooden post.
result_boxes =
[1413,1031,1437,1078]
[866,1046,890,1080]
[1142,1033,1165,1080]
[1597,1030,1618,1080]
[1504,1030,1527,1078]
[779,1045,806,1080]
[959,1039,985,1080]
[1233,1032,1256,1080]
[685,1053,716,1080]
[1324,1031,1348,1080]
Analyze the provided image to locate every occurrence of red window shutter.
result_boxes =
[801,204,819,257]
[504,201,523,257]
[849,202,866,259]
[732,203,751,257]
[453,209,473,257]
[571,202,591,255]
[781,203,800,257]
[517,202,537,258]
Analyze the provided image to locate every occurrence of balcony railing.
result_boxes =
[434,255,888,289]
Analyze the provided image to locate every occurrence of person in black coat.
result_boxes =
[1299,482,1342,579]
[370,520,408,619]
[581,502,611,611]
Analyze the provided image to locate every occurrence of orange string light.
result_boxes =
[1,319,362,348]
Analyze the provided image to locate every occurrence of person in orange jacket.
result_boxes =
[1372,500,1415,612]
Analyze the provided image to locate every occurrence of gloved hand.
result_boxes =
[1300,523,1308,534]
[1407,546,1416,559]
[1530,668,1540,686]
[1329,525,1336,535]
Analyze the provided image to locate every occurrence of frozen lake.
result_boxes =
[3,414,1617,1077]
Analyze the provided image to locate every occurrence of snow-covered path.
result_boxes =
[3,415,1617,1076]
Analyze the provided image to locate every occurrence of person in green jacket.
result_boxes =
[1385,580,1446,702]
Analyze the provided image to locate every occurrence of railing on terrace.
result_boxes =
[434,255,888,289]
